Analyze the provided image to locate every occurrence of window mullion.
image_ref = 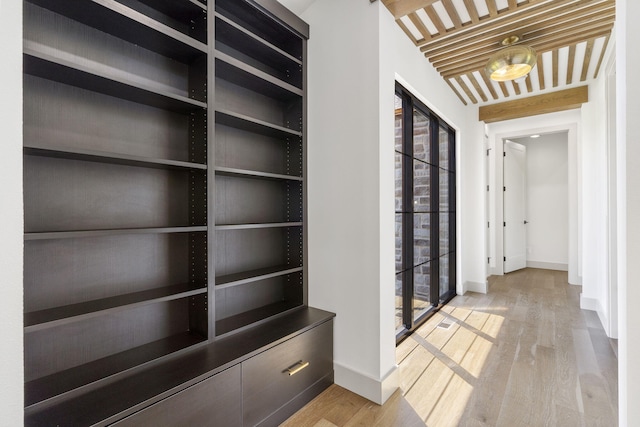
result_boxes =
[429,117,440,306]
[402,94,414,329]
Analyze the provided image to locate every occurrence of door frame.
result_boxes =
[605,55,618,338]
[488,123,579,283]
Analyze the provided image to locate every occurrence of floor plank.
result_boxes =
[282,268,618,426]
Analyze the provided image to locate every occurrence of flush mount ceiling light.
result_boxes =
[485,35,537,82]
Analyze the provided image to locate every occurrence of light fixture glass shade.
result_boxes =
[485,44,537,82]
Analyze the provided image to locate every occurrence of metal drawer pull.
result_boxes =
[286,361,310,376]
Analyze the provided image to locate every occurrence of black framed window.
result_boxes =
[395,82,456,340]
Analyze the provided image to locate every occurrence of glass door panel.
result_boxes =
[395,83,456,340]
[413,264,431,321]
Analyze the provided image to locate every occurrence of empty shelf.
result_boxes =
[24,46,207,112]
[216,265,303,289]
[25,284,207,332]
[25,145,207,170]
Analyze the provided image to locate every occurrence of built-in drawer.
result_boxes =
[111,365,242,427]
[242,320,333,427]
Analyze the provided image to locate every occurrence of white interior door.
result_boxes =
[504,140,527,273]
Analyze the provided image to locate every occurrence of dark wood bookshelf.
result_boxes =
[23,1,328,425]
[25,0,207,62]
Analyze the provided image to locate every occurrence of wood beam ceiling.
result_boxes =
[416,0,554,46]
[383,0,614,105]
[423,1,613,59]
[478,86,588,122]
[382,0,439,19]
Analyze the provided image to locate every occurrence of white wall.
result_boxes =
[513,133,569,270]
[294,0,397,404]
[0,0,24,425]
[285,0,485,404]
[617,0,640,424]
[580,73,610,323]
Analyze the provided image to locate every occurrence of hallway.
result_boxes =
[282,268,618,426]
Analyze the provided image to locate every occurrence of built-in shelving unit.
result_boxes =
[23,0,210,416]
[213,0,305,337]
[23,0,322,425]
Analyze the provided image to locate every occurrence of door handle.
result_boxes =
[524,220,528,224]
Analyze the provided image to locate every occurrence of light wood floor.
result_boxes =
[281,268,618,427]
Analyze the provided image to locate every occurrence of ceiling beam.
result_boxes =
[498,81,509,97]
[463,0,480,24]
[396,18,422,45]
[567,44,577,84]
[424,6,447,35]
[441,0,463,29]
[486,0,499,17]
[537,54,546,90]
[446,79,468,105]
[513,79,522,95]
[467,72,489,102]
[552,49,559,87]
[525,74,533,93]
[479,71,499,100]
[593,34,611,78]
[454,76,478,104]
[408,11,433,40]
[479,86,588,122]
[382,0,439,18]
[581,39,595,81]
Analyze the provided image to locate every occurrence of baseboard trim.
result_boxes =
[580,295,612,337]
[463,280,488,294]
[580,294,599,311]
[333,362,399,405]
[526,261,568,271]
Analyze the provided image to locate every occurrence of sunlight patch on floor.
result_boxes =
[399,303,506,426]
[399,345,434,393]
[426,373,474,427]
